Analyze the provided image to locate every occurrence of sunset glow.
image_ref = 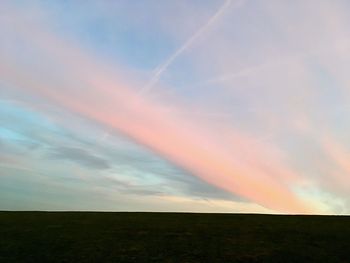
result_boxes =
[1,1,349,214]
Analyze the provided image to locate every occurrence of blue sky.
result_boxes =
[1,0,350,214]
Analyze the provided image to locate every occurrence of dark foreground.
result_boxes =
[0,212,349,262]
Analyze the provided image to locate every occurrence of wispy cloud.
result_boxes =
[139,0,244,94]
[0,10,319,213]
[2,0,350,214]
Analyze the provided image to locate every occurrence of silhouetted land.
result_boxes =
[0,212,349,262]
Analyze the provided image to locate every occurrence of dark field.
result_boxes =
[0,212,349,262]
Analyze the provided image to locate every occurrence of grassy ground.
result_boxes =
[0,212,349,262]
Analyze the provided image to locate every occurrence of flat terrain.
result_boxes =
[0,212,349,262]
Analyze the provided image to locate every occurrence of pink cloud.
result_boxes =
[0,10,319,214]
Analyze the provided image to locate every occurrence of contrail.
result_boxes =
[189,46,328,89]
[139,0,243,95]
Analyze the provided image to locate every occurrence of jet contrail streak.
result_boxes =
[139,0,242,95]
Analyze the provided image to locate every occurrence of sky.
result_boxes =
[1,0,350,214]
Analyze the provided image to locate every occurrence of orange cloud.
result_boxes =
[0,13,318,213]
